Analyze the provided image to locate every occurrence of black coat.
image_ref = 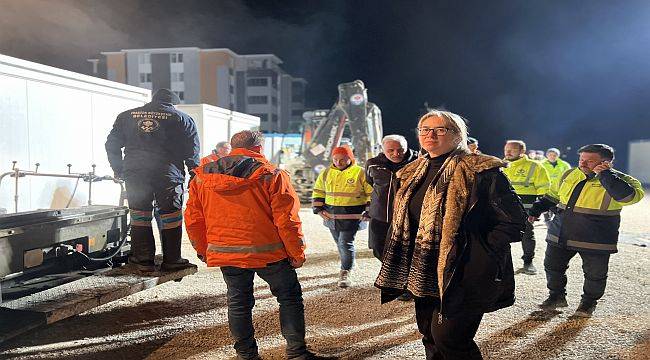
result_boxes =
[381,168,527,317]
[365,149,418,223]
[105,91,200,183]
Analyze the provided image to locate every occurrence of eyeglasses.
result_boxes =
[416,127,453,136]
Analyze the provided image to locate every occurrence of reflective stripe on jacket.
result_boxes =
[542,167,644,253]
[541,158,571,189]
[503,155,550,200]
[184,148,306,268]
[312,164,373,207]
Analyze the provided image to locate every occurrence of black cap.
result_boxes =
[152,88,181,105]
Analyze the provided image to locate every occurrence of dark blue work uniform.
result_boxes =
[105,89,200,270]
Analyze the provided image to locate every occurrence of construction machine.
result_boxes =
[286,80,383,202]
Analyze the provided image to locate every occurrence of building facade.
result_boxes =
[90,47,306,133]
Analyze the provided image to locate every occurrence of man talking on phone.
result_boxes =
[528,144,644,317]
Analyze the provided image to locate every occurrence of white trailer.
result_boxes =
[176,104,260,157]
[628,139,650,185]
[0,54,151,213]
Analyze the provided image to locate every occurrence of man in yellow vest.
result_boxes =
[312,146,372,288]
[529,144,644,317]
[541,148,572,223]
[503,140,551,275]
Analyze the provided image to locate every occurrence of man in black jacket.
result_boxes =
[105,89,200,272]
[365,135,418,260]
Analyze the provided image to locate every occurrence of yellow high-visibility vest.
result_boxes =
[503,155,550,196]
[546,168,644,216]
[541,158,571,189]
[312,164,372,207]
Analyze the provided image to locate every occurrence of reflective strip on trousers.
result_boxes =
[547,234,617,251]
[130,209,153,227]
[160,210,183,229]
[207,242,285,254]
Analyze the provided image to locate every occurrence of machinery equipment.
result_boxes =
[0,162,129,302]
[286,80,383,201]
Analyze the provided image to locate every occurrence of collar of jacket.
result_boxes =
[194,148,269,176]
[229,148,269,162]
[508,154,532,165]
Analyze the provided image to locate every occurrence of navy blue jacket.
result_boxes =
[105,91,200,183]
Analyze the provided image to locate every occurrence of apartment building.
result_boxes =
[90,47,307,133]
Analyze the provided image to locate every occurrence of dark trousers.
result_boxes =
[368,218,390,261]
[220,260,307,360]
[544,244,610,303]
[125,176,184,261]
[521,221,535,263]
[414,297,484,360]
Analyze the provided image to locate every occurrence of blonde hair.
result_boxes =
[418,110,468,151]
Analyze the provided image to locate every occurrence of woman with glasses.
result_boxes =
[375,110,527,359]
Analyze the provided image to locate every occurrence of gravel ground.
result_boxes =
[1,194,648,359]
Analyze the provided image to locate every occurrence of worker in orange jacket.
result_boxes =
[185,130,321,360]
[199,141,232,166]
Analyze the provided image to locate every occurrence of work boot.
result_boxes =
[338,270,351,288]
[128,226,156,272]
[539,294,568,310]
[522,261,537,275]
[160,227,193,271]
[572,300,597,318]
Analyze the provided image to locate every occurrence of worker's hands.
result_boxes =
[319,210,332,221]
[361,211,371,221]
[289,257,305,268]
[113,172,123,182]
[527,215,538,223]
[593,161,612,175]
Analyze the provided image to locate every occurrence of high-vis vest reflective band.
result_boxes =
[503,155,550,196]
[312,165,372,207]
[546,168,643,213]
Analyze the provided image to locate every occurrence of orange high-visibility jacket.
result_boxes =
[184,148,305,268]
[199,153,219,166]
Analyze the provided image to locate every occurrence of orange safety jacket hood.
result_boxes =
[184,148,306,268]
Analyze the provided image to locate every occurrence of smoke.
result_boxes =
[0,0,133,72]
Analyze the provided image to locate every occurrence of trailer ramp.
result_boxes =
[0,263,197,344]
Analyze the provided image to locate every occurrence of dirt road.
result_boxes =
[1,196,648,359]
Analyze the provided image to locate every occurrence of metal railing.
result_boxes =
[0,161,124,213]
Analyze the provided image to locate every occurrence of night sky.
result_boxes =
[2,0,650,168]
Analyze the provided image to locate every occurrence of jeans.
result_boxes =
[521,221,535,263]
[329,229,358,270]
[414,297,484,360]
[544,244,610,303]
[220,260,307,359]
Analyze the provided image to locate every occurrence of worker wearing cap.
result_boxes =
[105,89,200,272]
[312,146,373,288]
